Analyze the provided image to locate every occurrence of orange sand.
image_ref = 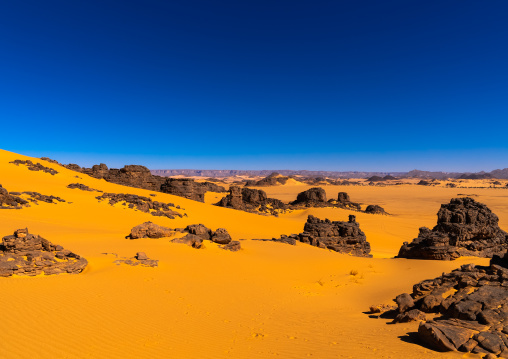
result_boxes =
[0,149,502,358]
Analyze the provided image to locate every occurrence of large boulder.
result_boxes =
[128,222,174,239]
[397,197,508,260]
[0,229,88,276]
[291,187,327,206]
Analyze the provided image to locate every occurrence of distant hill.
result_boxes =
[150,169,406,179]
[151,168,508,179]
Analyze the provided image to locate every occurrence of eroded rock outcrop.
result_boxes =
[251,215,371,257]
[0,228,87,276]
[174,224,238,250]
[215,186,287,216]
[160,178,226,202]
[381,256,508,356]
[0,185,29,209]
[397,198,508,260]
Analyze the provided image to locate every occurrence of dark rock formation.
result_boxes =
[335,192,362,210]
[365,204,386,215]
[160,178,226,202]
[173,224,238,251]
[128,222,175,239]
[291,187,327,206]
[128,222,239,251]
[23,192,66,204]
[0,228,87,276]
[301,215,371,256]
[215,186,287,216]
[383,256,508,356]
[67,183,102,192]
[114,252,158,267]
[398,197,508,260]
[251,215,371,257]
[0,185,29,209]
[97,192,184,219]
[244,172,290,186]
[10,159,58,175]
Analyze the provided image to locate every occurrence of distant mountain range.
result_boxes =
[151,168,508,179]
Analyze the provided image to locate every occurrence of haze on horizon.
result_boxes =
[1,1,507,172]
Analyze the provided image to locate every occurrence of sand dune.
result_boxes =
[1,149,503,358]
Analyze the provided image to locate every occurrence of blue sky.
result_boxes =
[1,1,507,171]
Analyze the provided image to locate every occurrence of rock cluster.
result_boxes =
[0,228,87,276]
[62,162,225,202]
[114,252,158,267]
[335,192,362,210]
[215,186,287,216]
[67,183,102,192]
[10,159,58,175]
[398,198,508,260]
[127,222,240,251]
[0,185,29,209]
[384,256,508,356]
[160,178,226,202]
[244,172,290,186]
[96,192,184,219]
[251,215,372,257]
[174,224,240,251]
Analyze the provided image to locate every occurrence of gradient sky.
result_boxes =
[1,1,507,171]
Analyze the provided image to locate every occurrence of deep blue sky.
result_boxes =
[1,1,507,171]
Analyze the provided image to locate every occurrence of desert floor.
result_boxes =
[1,149,506,358]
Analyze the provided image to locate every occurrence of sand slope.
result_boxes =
[0,149,502,358]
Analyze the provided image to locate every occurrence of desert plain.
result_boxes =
[2,148,508,358]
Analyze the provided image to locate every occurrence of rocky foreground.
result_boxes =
[379,254,508,357]
[0,228,87,276]
[398,197,508,260]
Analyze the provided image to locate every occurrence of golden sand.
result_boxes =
[0,149,503,358]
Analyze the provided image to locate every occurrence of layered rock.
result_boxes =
[381,256,508,356]
[0,228,87,276]
[96,192,184,219]
[0,185,29,209]
[10,159,58,175]
[22,192,66,204]
[160,178,226,202]
[251,215,371,257]
[398,197,508,260]
[215,186,287,216]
